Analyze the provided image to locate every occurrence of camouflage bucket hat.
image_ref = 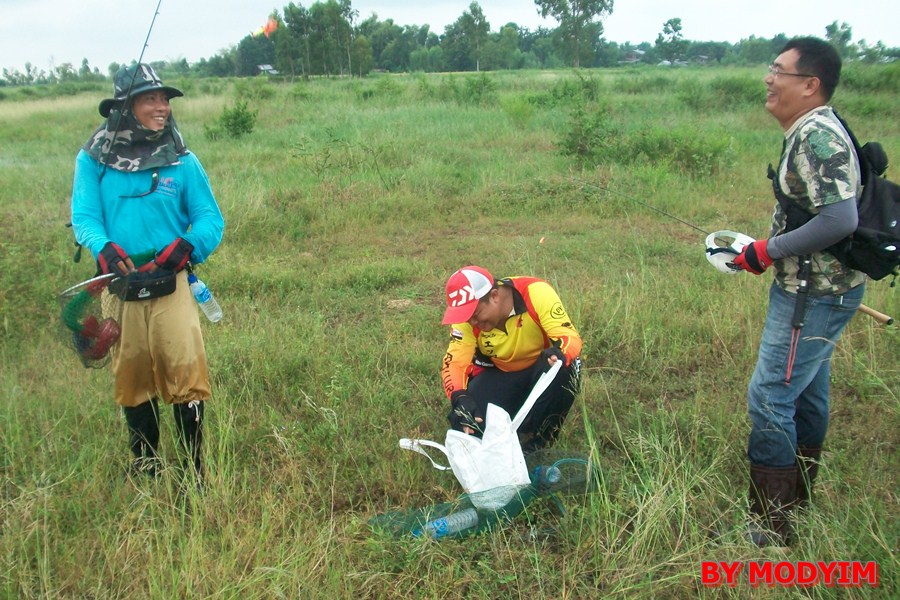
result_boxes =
[98,63,183,117]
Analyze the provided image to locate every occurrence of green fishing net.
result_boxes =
[369,450,597,540]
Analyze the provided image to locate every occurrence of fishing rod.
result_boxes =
[70,0,164,263]
[570,176,712,236]
[100,0,164,169]
[570,175,895,326]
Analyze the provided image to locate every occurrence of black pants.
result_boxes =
[466,357,581,451]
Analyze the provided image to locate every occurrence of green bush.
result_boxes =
[708,75,764,107]
[614,73,674,95]
[546,71,604,106]
[457,72,498,106]
[233,78,276,101]
[559,101,618,166]
[203,99,258,140]
[624,125,736,177]
[841,63,900,93]
[500,95,536,129]
[676,75,762,111]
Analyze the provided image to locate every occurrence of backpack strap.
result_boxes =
[832,109,871,185]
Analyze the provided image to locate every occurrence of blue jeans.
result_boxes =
[747,282,864,467]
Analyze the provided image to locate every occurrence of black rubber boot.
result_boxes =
[796,446,822,509]
[748,464,798,548]
[174,401,204,483]
[123,398,160,478]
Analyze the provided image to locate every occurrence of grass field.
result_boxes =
[1,66,898,598]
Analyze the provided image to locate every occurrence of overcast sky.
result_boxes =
[2,0,897,74]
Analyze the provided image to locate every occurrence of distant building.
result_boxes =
[257,64,279,76]
[621,50,645,64]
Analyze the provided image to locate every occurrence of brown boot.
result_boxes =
[748,464,797,547]
[796,446,822,509]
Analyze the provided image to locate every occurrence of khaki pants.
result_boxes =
[106,270,211,407]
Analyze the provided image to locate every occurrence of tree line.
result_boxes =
[3,0,898,86]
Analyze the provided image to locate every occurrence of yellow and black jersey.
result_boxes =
[440,277,582,399]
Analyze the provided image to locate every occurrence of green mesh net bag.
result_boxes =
[58,273,124,368]
[369,450,596,540]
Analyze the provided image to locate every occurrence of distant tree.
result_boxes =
[196,52,236,78]
[736,35,773,65]
[380,26,418,71]
[350,34,374,76]
[685,41,731,63]
[442,16,474,71]
[442,3,490,71]
[467,3,491,71]
[53,63,77,82]
[358,17,404,71]
[655,18,687,64]
[338,0,358,75]
[273,23,304,78]
[283,3,314,76]
[492,24,525,69]
[534,0,613,68]
[235,34,276,76]
[825,21,854,58]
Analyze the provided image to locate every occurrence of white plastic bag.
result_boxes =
[400,361,562,509]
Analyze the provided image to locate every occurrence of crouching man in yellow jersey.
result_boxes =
[440,266,583,453]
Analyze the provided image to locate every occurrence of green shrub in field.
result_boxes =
[458,72,498,106]
[836,94,900,119]
[624,125,736,177]
[203,100,257,140]
[195,78,227,96]
[374,76,403,99]
[500,95,536,129]
[536,71,604,108]
[613,73,674,95]
[233,77,276,101]
[289,82,311,101]
[561,99,736,177]
[708,75,764,107]
[559,101,619,166]
[842,63,900,93]
[676,75,763,111]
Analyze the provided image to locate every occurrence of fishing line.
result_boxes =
[570,176,712,236]
[100,0,165,172]
[70,0,164,262]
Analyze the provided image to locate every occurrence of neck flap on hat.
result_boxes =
[83,107,187,172]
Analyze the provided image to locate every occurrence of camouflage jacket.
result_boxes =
[769,106,867,295]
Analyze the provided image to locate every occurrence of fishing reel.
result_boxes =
[705,230,755,274]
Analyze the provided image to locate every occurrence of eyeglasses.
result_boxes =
[768,64,816,79]
[119,169,159,198]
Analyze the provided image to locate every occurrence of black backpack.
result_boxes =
[770,111,900,282]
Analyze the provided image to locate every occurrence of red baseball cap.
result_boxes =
[441,266,494,325]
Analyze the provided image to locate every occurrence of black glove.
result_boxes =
[98,242,131,275]
[154,237,194,272]
[447,390,483,432]
[540,346,566,371]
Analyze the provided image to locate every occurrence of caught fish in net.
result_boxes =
[58,273,124,368]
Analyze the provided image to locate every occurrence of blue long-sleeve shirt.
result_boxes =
[71,149,224,264]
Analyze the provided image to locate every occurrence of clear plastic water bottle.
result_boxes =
[418,508,479,539]
[534,465,562,486]
[188,273,223,322]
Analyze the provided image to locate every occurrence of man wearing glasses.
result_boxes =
[732,38,865,547]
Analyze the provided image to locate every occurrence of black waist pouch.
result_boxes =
[109,269,177,301]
